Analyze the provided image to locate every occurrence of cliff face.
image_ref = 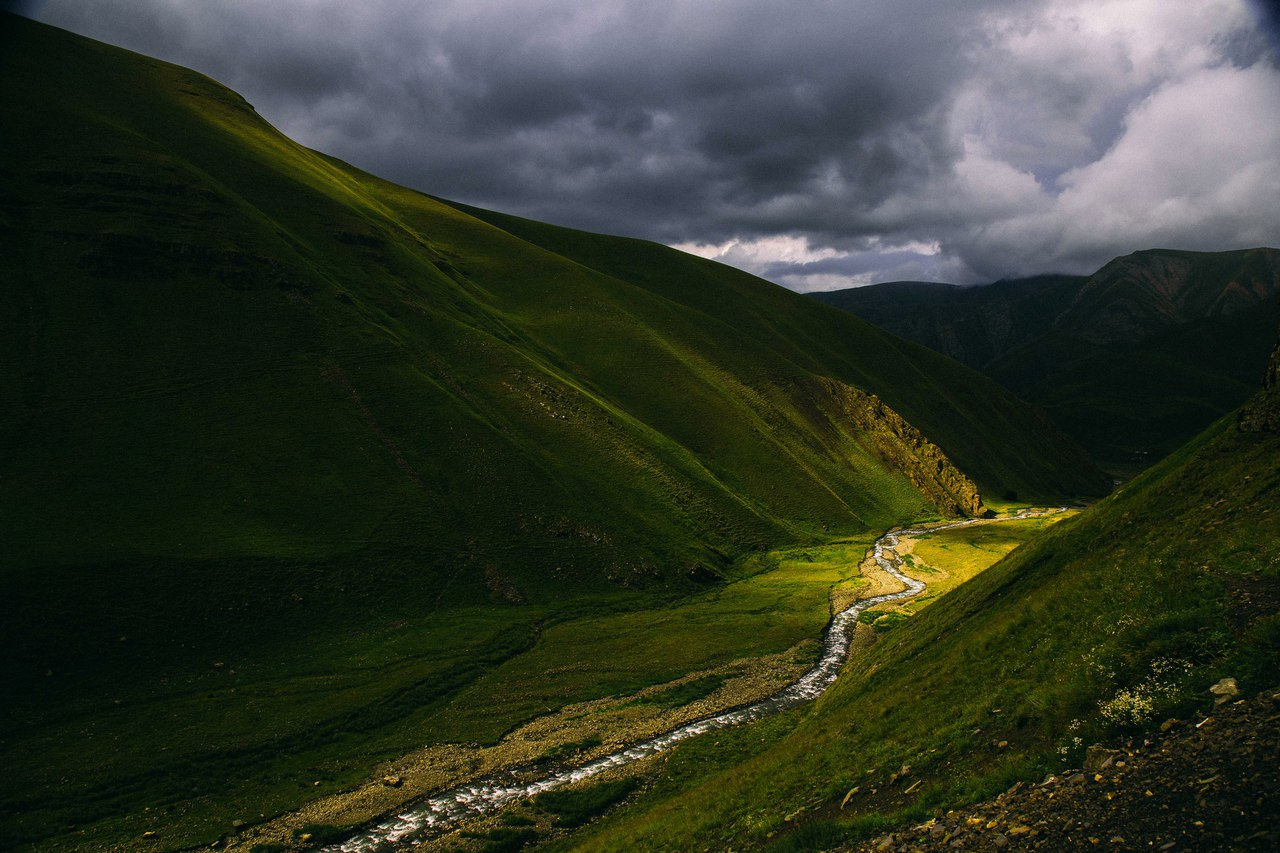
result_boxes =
[1238,331,1280,433]
[813,377,988,518]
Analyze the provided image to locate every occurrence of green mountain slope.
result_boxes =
[0,15,1105,850]
[568,336,1280,852]
[813,251,1280,467]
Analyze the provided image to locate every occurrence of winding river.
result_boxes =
[328,511,1048,852]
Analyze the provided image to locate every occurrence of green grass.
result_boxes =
[0,530,876,850]
[903,512,1071,601]
[466,826,541,851]
[561,412,1280,850]
[0,15,1106,851]
[538,736,605,763]
[534,778,642,828]
[625,675,729,709]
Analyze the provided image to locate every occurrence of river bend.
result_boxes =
[328,511,1043,851]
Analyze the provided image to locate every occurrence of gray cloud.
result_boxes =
[26,0,1280,288]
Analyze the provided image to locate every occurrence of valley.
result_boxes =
[219,511,1068,851]
[1,12,1277,853]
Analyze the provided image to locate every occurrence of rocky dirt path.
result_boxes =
[848,686,1280,852]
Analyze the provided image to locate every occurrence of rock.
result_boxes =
[841,786,860,809]
[1210,677,1239,705]
[382,774,404,788]
[1067,772,1086,784]
[992,832,1009,847]
[1085,745,1122,772]
[231,819,245,830]
[875,834,895,850]
[1160,718,1180,732]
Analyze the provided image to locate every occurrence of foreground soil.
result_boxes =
[847,686,1280,852]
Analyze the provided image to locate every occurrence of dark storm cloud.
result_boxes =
[1252,0,1280,48]
[27,0,1280,288]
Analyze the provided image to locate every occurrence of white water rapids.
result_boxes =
[329,511,1046,851]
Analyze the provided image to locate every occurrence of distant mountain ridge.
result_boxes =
[813,249,1280,466]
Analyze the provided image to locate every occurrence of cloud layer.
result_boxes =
[27,0,1280,288]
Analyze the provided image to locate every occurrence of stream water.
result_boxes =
[328,512,1042,851]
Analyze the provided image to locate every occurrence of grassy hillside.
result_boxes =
[0,15,1105,850]
[814,251,1280,468]
[563,344,1280,852]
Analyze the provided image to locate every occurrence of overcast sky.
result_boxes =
[20,0,1280,289]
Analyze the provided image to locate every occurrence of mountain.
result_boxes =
[812,251,1280,467]
[562,323,1280,853]
[0,15,1106,850]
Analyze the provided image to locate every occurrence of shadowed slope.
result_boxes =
[814,251,1280,467]
[0,14,1104,851]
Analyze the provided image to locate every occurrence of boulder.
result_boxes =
[1084,745,1123,772]
[1209,677,1239,705]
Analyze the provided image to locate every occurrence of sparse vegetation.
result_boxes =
[537,736,603,763]
[626,675,729,709]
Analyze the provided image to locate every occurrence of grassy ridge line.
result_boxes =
[436,198,1109,501]
[2,9,911,568]
[564,407,1280,850]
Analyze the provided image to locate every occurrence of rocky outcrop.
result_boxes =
[813,377,988,518]
[1238,333,1280,433]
